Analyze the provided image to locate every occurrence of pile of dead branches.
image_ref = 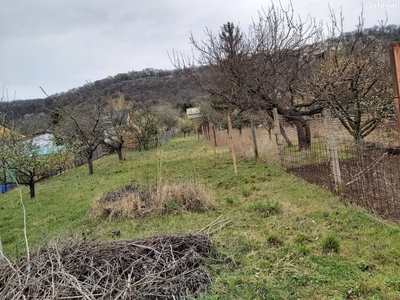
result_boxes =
[0,235,217,299]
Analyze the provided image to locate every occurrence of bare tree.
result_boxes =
[172,2,325,150]
[5,134,69,199]
[127,106,158,151]
[299,12,394,149]
[48,84,106,175]
[178,115,196,138]
[0,87,16,186]
[197,101,225,129]
[100,93,131,161]
[153,104,179,131]
[13,113,51,136]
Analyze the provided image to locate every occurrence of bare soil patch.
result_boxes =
[288,153,400,221]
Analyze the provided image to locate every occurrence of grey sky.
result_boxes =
[1,0,399,100]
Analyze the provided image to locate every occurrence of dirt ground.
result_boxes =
[288,153,400,223]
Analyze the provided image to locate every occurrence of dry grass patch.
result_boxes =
[92,181,217,219]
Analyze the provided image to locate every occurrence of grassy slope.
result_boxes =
[1,135,400,299]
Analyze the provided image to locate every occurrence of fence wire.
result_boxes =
[281,114,400,223]
[212,113,400,224]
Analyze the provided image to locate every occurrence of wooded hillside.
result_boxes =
[0,69,207,134]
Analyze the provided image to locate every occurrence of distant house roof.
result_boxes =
[186,107,201,119]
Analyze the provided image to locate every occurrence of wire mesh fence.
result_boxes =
[211,110,400,224]
[282,111,400,223]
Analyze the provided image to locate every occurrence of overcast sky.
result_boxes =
[1,0,399,100]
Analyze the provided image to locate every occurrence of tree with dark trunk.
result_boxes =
[153,104,179,131]
[171,2,325,150]
[299,12,394,150]
[101,93,131,161]
[46,84,106,175]
[127,106,158,151]
[6,136,68,198]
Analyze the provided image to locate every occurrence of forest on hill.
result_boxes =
[0,69,207,135]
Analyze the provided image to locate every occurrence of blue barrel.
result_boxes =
[1,184,11,194]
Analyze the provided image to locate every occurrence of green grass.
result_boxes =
[283,140,360,168]
[1,134,400,299]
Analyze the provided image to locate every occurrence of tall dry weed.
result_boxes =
[91,181,216,219]
[214,127,280,163]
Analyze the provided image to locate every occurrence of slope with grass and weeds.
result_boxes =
[1,134,400,299]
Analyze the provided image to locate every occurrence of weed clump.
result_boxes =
[225,196,235,205]
[92,181,216,219]
[266,233,283,247]
[250,200,282,217]
[322,234,340,253]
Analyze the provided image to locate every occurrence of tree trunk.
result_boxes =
[293,118,311,150]
[354,134,364,155]
[280,125,293,147]
[88,157,94,175]
[275,108,309,149]
[268,109,293,146]
[117,146,123,161]
[251,118,259,159]
[29,180,35,199]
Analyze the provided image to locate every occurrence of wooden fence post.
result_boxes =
[209,123,216,154]
[212,123,218,147]
[389,42,400,143]
[323,109,343,196]
[227,114,238,176]
[273,108,284,168]
[251,118,259,159]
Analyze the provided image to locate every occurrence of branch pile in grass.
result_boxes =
[92,182,216,219]
[0,235,217,299]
